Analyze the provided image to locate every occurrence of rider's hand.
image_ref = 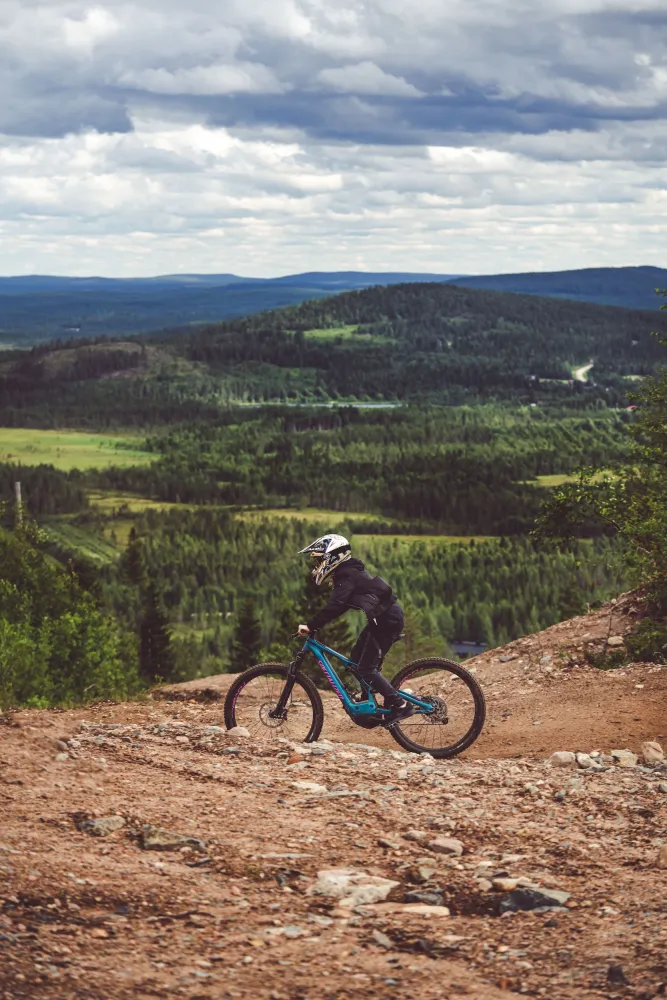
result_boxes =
[298,624,310,636]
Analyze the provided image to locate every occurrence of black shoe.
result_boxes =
[383,699,415,727]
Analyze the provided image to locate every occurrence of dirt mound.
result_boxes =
[2,596,666,999]
[1,709,666,999]
[158,592,667,759]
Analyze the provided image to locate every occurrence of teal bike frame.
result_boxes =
[295,633,435,721]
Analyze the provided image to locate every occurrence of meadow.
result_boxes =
[0,428,154,471]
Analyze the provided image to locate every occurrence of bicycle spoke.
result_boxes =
[390,658,484,758]
[228,668,317,744]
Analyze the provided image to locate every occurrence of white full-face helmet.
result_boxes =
[299,534,352,586]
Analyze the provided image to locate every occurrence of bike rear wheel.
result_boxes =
[224,663,324,744]
[389,657,485,758]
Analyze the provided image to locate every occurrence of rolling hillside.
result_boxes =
[1,266,665,345]
[0,271,457,344]
[2,282,666,431]
[454,265,667,311]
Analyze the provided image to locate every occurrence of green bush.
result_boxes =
[0,525,138,709]
[535,290,667,659]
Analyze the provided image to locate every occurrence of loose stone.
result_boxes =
[429,837,464,857]
[641,741,664,765]
[548,752,576,768]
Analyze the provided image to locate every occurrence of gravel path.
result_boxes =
[1,594,666,999]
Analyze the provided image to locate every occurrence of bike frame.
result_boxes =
[286,634,435,720]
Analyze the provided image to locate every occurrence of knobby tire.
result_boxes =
[388,657,486,758]
[223,662,324,744]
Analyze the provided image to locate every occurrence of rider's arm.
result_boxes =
[307,572,356,632]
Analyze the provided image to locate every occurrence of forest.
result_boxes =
[1,280,665,708]
[2,283,666,432]
[2,266,665,346]
[95,404,633,533]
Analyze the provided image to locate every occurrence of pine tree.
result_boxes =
[229,598,262,672]
[123,528,146,587]
[138,584,175,683]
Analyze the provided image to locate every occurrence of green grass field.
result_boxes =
[239,507,388,524]
[44,520,120,563]
[87,491,190,513]
[0,429,154,471]
[527,471,613,488]
[303,325,393,345]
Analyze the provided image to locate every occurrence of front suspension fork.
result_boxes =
[270,656,303,718]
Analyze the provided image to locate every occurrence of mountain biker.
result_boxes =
[297,534,414,723]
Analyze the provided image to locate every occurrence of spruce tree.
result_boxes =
[123,528,146,587]
[229,598,262,672]
[138,584,175,683]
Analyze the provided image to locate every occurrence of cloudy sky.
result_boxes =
[1,0,666,276]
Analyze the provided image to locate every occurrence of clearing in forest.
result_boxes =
[0,428,154,471]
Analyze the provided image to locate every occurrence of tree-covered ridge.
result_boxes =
[91,405,631,533]
[2,282,666,425]
[2,267,665,347]
[184,282,667,401]
[108,507,627,669]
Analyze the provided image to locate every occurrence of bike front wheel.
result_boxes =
[389,657,485,759]
[224,663,324,744]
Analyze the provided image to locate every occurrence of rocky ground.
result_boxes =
[1,596,666,1000]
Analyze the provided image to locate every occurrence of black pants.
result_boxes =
[350,604,404,704]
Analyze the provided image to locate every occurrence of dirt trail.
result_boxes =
[572,363,594,382]
[1,595,666,1000]
[159,592,667,759]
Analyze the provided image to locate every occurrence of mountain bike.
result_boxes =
[224,631,485,758]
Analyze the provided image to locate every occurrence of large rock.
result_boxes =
[429,837,464,857]
[641,741,664,765]
[403,829,429,843]
[607,636,625,648]
[226,726,250,738]
[611,749,638,768]
[499,887,570,913]
[292,780,328,795]
[548,751,576,768]
[492,877,519,891]
[307,869,399,908]
[404,890,445,906]
[138,825,206,852]
[76,815,125,838]
[359,902,450,917]
[655,845,667,870]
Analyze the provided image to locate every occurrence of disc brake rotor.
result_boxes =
[259,701,289,728]
[420,695,449,724]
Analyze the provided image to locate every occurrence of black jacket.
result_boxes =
[307,557,397,632]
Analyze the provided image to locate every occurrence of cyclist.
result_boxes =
[297,533,413,723]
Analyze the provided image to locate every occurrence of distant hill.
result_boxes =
[1,266,665,346]
[0,271,458,344]
[450,266,667,312]
[3,280,667,426]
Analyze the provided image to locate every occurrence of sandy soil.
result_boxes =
[1,594,666,1000]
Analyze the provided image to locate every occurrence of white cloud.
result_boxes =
[120,63,287,96]
[318,61,422,97]
[0,0,666,275]
[63,7,120,51]
[1,116,666,276]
